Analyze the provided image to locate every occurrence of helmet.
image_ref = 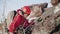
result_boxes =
[22,6,31,15]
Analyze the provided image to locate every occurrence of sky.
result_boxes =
[0,0,52,23]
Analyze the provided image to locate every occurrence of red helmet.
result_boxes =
[22,6,31,15]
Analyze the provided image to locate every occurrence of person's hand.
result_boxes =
[28,18,35,23]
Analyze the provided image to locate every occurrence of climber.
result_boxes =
[8,9,25,34]
[9,6,34,34]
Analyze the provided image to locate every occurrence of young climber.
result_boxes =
[9,8,34,34]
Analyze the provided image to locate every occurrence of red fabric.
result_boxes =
[23,20,35,29]
[23,6,31,15]
[23,20,30,29]
[9,13,34,33]
[17,9,22,14]
[9,14,25,32]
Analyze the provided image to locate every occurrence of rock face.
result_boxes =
[31,7,60,34]
[27,3,48,21]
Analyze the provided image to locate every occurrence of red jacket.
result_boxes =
[9,14,25,32]
[9,14,34,33]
